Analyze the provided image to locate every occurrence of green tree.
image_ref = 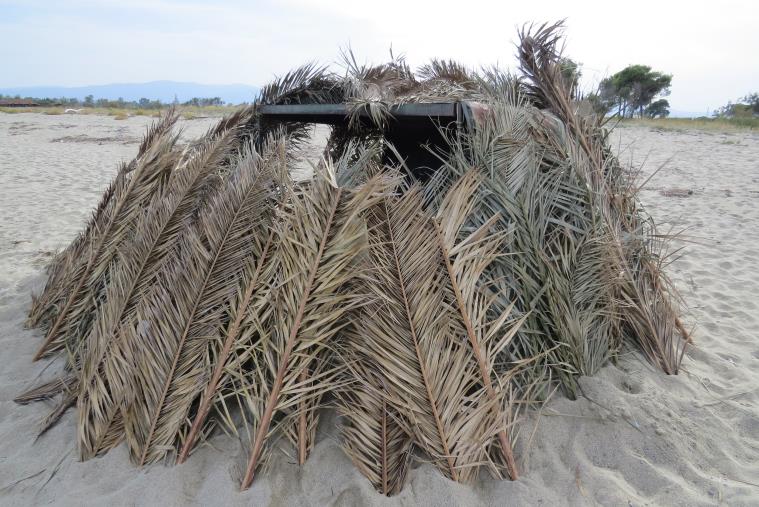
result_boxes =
[559,57,582,96]
[741,93,759,115]
[714,93,759,118]
[587,86,617,116]
[597,65,672,118]
[183,97,223,107]
[84,94,95,107]
[644,99,670,118]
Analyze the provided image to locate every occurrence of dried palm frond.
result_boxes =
[336,351,411,496]
[208,104,257,141]
[26,177,120,331]
[177,143,291,463]
[26,122,184,437]
[13,374,79,437]
[352,186,502,484]
[340,48,416,129]
[338,171,523,492]
[76,125,242,459]
[417,59,474,86]
[176,227,277,463]
[613,215,686,373]
[136,106,182,161]
[474,66,523,102]
[27,109,184,334]
[250,64,343,152]
[123,137,285,465]
[32,110,181,360]
[25,105,182,331]
[518,21,686,374]
[258,63,340,106]
[18,22,690,498]
[430,170,524,479]
[28,109,183,332]
[13,375,77,405]
[238,163,394,490]
[38,392,77,438]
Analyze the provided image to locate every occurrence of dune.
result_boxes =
[1,112,758,505]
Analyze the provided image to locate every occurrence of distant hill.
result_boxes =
[0,81,259,105]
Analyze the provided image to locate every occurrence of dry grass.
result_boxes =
[620,117,759,132]
[0,105,240,119]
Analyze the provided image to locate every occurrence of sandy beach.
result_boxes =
[1,112,758,506]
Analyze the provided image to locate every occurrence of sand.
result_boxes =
[1,113,758,506]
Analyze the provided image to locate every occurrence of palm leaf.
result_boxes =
[518,22,686,373]
[239,162,393,489]
[336,350,411,496]
[430,170,524,479]
[26,108,183,330]
[177,157,290,463]
[123,138,283,465]
[353,187,501,483]
[26,175,121,330]
[14,375,77,405]
[76,125,241,459]
[33,110,180,360]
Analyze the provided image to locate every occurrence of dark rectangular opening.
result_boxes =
[260,102,465,180]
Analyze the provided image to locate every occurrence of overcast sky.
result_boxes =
[1,0,757,113]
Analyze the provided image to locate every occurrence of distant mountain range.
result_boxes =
[0,81,259,105]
